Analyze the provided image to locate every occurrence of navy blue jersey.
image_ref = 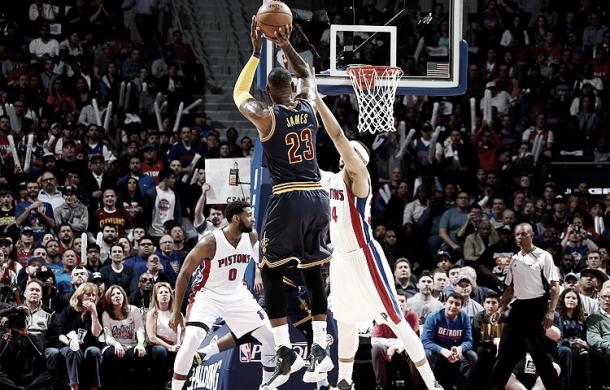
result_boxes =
[262,99,321,185]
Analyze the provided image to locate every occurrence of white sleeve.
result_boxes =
[542,252,559,282]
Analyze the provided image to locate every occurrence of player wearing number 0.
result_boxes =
[233,18,333,388]
[169,201,276,390]
[313,89,443,390]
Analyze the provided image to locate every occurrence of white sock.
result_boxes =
[199,340,219,358]
[171,379,185,390]
[272,324,291,348]
[338,359,354,384]
[312,320,327,348]
[262,367,274,384]
[317,377,329,388]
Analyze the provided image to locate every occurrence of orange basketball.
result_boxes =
[256,1,293,38]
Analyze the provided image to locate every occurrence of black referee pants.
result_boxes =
[486,297,561,390]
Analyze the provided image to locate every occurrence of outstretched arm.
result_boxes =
[234,17,273,139]
[313,88,369,197]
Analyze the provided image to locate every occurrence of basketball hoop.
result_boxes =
[346,65,403,134]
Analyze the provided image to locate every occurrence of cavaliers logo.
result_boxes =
[260,232,269,254]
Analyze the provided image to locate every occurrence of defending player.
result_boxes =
[233,18,333,387]
[169,201,275,390]
[313,87,443,390]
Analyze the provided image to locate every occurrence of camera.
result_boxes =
[0,305,30,330]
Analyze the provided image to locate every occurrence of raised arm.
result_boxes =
[272,26,315,100]
[234,17,273,138]
[313,90,369,197]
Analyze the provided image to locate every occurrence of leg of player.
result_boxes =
[251,323,278,389]
[261,265,305,387]
[388,319,444,390]
[196,333,235,362]
[172,324,208,390]
[294,321,330,390]
[335,320,359,389]
[301,266,334,383]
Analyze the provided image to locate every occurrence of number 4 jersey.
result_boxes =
[325,171,374,254]
[190,229,253,297]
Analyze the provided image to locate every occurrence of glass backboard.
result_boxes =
[257,0,468,96]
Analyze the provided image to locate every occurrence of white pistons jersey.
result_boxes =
[190,229,253,297]
[327,171,374,253]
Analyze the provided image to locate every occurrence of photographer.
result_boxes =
[35,265,66,313]
[0,305,55,389]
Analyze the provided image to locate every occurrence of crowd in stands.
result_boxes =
[1,0,610,390]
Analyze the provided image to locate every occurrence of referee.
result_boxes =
[486,223,561,390]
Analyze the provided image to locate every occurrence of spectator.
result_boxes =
[371,290,421,390]
[422,292,477,390]
[406,271,444,324]
[22,278,61,379]
[57,282,103,390]
[143,168,182,239]
[28,23,59,62]
[118,155,155,195]
[54,186,88,234]
[463,219,498,265]
[394,257,417,298]
[472,292,503,374]
[146,281,181,390]
[100,244,134,294]
[439,191,470,258]
[166,126,204,172]
[476,223,518,290]
[15,180,55,242]
[585,285,610,389]
[432,269,449,302]
[144,253,172,285]
[101,285,149,390]
[94,189,133,236]
[129,271,153,313]
[556,288,590,390]
[55,249,79,295]
[124,236,156,279]
[453,274,484,318]
[80,154,114,215]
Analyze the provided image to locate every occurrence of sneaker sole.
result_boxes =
[302,356,334,383]
[265,353,306,388]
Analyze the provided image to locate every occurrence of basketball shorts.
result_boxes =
[329,240,402,325]
[259,189,332,269]
[185,287,268,338]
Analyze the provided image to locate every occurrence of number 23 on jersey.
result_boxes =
[285,128,314,164]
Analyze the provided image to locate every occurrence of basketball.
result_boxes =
[256,1,292,38]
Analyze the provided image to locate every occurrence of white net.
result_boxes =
[346,65,403,134]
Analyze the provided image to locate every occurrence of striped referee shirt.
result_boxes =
[505,246,559,300]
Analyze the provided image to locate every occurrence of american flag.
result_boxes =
[426,62,450,78]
